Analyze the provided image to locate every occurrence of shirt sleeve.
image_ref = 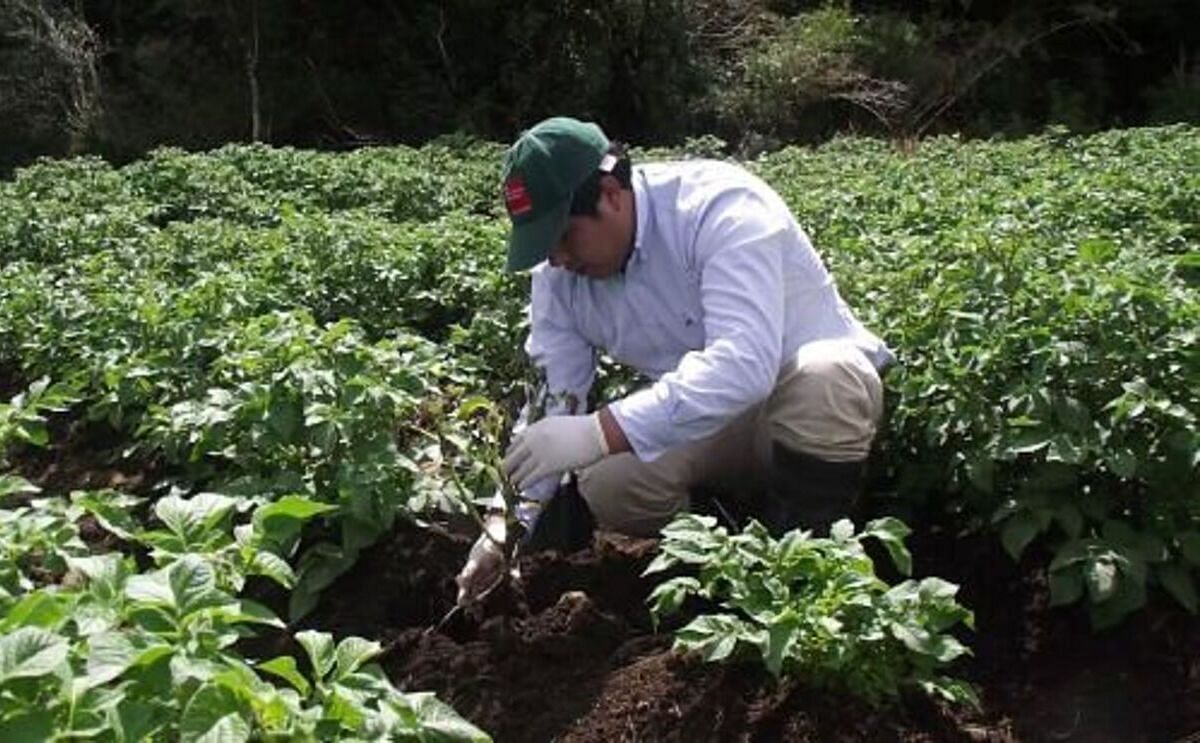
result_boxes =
[609,189,787,461]
[489,265,597,523]
[522,265,597,423]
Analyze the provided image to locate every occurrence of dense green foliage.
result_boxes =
[0,143,516,740]
[755,125,1199,626]
[0,382,490,740]
[0,125,1196,733]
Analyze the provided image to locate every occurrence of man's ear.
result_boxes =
[597,174,623,211]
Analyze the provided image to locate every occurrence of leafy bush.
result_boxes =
[646,514,976,707]
[0,489,490,741]
[714,5,874,142]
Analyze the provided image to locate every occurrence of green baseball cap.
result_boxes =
[501,117,610,271]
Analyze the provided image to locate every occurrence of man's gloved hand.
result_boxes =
[503,413,609,491]
[455,513,508,605]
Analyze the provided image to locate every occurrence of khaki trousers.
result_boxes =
[578,339,885,536]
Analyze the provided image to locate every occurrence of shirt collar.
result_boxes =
[626,166,649,269]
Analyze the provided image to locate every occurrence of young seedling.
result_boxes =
[424,367,585,627]
[414,396,522,634]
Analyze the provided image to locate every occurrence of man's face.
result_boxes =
[548,176,633,279]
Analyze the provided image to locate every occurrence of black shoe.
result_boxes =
[762,442,865,537]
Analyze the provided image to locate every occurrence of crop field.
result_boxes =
[0,126,1197,741]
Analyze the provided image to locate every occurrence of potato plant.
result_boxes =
[0,492,489,741]
[647,514,977,707]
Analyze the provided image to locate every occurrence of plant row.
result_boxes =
[0,382,489,741]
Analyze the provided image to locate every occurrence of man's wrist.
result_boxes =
[597,407,631,454]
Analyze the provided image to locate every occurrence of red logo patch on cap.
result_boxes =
[504,177,533,217]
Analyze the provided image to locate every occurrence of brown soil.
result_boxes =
[300,520,1200,743]
[13,416,164,496]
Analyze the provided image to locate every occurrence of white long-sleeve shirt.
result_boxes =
[512,159,894,512]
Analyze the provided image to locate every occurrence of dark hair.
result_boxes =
[568,141,632,217]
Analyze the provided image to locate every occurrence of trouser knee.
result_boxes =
[577,450,691,537]
[767,339,884,462]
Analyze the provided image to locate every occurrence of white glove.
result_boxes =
[455,514,508,605]
[503,413,609,491]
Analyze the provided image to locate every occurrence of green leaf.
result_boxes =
[73,604,122,637]
[0,473,40,499]
[1084,557,1119,603]
[115,698,164,742]
[213,600,285,629]
[296,630,335,682]
[334,636,381,681]
[1047,434,1087,465]
[1089,577,1147,629]
[917,577,961,602]
[253,496,338,551]
[1179,532,1200,567]
[965,456,994,494]
[289,543,358,622]
[125,570,175,608]
[1106,447,1138,478]
[661,539,718,565]
[660,513,719,540]
[266,396,302,442]
[71,490,143,540]
[253,495,338,525]
[391,692,492,742]
[1026,461,1080,491]
[674,614,744,663]
[1000,510,1041,561]
[0,627,69,683]
[646,576,700,621]
[1077,237,1118,264]
[1101,520,1141,552]
[18,420,49,447]
[1156,563,1198,613]
[248,550,295,588]
[180,682,251,743]
[1077,489,1114,521]
[1049,567,1084,606]
[829,519,855,541]
[762,613,801,677]
[156,493,237,545]
[1054,504,1084,539]
[455,396,494,419]
[863,517,913,576]
[84,631,139,688]
[642,551,676,576]
[1053,395,1091,432]
[1,591,71,631]
[0,710,53,741]
[258,656,311,697]
[919,676,980,709]
[1005,428,1053,455]
[169,556,223,616]
[66,553,128,598]
[68,676,130,733]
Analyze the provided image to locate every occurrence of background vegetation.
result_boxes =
[2,0,1199,172]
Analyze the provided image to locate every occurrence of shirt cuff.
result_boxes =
[609,384,674,462]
